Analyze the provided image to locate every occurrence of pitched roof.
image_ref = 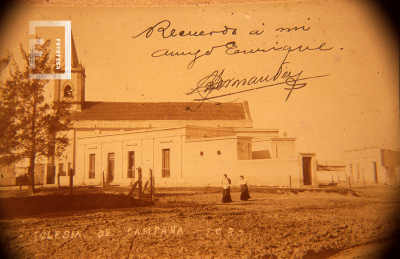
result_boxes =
[69,101,248,121]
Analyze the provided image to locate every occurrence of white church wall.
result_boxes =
[273,139,297,160]
[237,138,252,160]
[71,126,303,188]
[153,135,183,187]
[180,137,238,187]
[236,159,300,188]
[82,143,102,186]
[75,127,188,187]
[120,139,142,185]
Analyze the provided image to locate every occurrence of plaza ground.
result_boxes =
[0,185,399,259]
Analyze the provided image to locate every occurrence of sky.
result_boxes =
[0,0,398,161]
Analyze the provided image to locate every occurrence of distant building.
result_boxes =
[342,148,400,185]
[316,161,346,186]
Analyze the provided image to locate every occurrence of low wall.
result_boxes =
[236,159,300,187]
[0,165,17,186]
[56,159,302,188]
[0,176,17,186]
[317,171,347,184]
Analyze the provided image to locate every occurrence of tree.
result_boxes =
[0,52,16,165]
[0,39,72,194]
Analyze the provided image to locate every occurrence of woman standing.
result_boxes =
[238,175,251,201]
[222,174,233,203]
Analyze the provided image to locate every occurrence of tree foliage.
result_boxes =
[0,39,72,194]
[0,52,16,165]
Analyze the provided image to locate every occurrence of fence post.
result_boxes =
[103,171,105,187]
[69,168,73,195]
[332,174,334,184]
[348,176,351,190]
[58,173,60,188]
[289,175,292,188]
[150,168,155,202]
[138,167,142,200]
[152,169,155,202]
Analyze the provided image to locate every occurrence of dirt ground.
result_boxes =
[0,186,400,259]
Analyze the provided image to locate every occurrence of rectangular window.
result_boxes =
[127,151,135,178]
[162,149,170,178]
[89,154,95,179]
[59,163,65,176]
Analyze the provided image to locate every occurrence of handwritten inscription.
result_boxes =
[275,26,310,32]
[186,51,329,105]
[98,229,112,238]
[132,20,237,39]
[28,226,245,242]
[30,226,184,242]
[152,41,332,70]
[34,230,81,241]
[133,20,312,39]
[126,226,183,236]
[132,19,335,106]
[206,227,244,237]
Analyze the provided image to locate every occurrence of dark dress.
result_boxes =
[240,183,251,201]
[222,179,233,203]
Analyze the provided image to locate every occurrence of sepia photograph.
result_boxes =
[0,0,399,258]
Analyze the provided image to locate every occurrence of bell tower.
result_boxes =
[54,33,85,111]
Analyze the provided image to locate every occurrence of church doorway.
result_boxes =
[302,157,312,185]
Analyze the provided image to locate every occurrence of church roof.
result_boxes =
[69,101,250,121]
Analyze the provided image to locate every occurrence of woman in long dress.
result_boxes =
[238,175,251,201]
[222,174,233,203]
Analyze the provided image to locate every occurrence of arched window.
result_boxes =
[64,85,73,98]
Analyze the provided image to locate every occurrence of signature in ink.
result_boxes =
[186,52,329,110]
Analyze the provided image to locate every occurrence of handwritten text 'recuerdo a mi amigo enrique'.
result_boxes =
[132,20,336,107]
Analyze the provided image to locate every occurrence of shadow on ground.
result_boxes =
[0,194,153,219]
